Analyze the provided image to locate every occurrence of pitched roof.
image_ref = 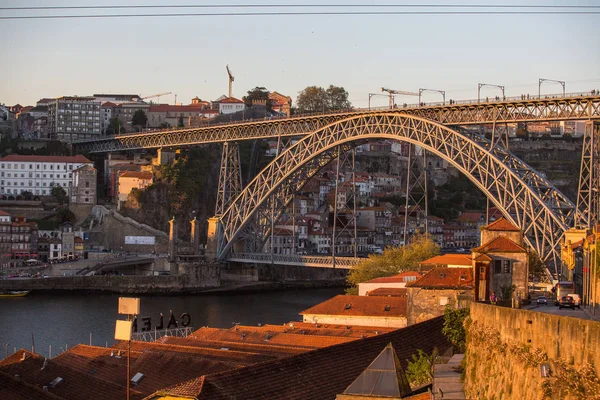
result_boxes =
[119,171,153,180]
[0,370,65,399]
[0,155,91,164]
[342,343,411,398]
[364,271,423,284]
[472,236,526,253]
[419,254,472,267]
[483,217,520,232]
[455,211,484,222]
[150,317,450,400]
[0,210,9,216]
[300,295,407,317]
[366,288,408,297]
[407,267,473,289]
[218,97,244,104]
[101,101,117,108]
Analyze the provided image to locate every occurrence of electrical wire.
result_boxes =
[1,11,599,20]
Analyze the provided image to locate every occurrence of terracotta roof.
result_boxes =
[364,271,423,284]
[455,211,484,222]
[419,254,472,267]
[366,288,408,297]
[407,267,473,289]
[101,102,117,108]
[219,97,244,104]
[0,370,65,399]
[150,317,451,400]
[0,155,92,164]
[300,295,407,317]
[474,253,493,262]
[483,217,520,232]
[472,236,525,253]
[0,210,9,216]
[119,171,153,180]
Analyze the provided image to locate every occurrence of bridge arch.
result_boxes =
[217,113,575,269]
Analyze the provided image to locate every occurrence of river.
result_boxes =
[0,287,344,359]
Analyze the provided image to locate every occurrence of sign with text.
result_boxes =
[124,236,156,245]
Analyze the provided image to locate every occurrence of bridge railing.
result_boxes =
[75,91,599,143]
[227,252,363,268]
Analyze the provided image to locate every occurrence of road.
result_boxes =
[524,303,599,321]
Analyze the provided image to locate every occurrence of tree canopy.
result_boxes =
[345,235,440,293]
[131,110,148,130]
[296,85,351,113]
[243,87,272,110]
[50,184,67,204]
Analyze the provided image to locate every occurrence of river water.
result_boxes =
[0,288,344,359]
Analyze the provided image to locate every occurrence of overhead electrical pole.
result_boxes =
[381,87,418,109]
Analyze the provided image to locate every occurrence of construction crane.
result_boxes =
[142,92,172,103]
[226,65,234,98]
[381,87,418,108]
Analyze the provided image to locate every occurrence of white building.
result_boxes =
[218,97,246,114]
[0,155,93,197]
[46,96,102,140]
[101,102,116,134]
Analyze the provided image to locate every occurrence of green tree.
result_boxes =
[296,85,352,113]
[177,115,184,127]
[406,349,438,387]
[21,190,33,200]
[107,117,123,135]
[131,109,148,131]
[50,184,67,204]
[243,87,272,110]
[345,235,439,294]
[441,306,469,353]
[55,207,76,224]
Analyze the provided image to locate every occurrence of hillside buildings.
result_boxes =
[46,96,101,141]
[0,154,94,197]
[0,212,39,266]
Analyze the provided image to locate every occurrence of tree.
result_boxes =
[55,207,76,224]
[528,250,546,279]
[132,110,147,131]
[50,184,67,204]
[243,87,272,110]
[21,190,33,201]
[345,235,440,294]
[441,306,469,353]
[107,117,123,135]
[406,349,438,388]
[296,85,352,113]
[177,116,184,128]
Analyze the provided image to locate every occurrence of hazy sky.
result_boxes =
[1,1,599,108]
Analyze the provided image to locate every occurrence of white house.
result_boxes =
[0,155,94,197]
[218,97,246,114]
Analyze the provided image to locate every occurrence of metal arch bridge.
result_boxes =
[214,113,592,272]
[73,94,600,153]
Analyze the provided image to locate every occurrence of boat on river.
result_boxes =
[0,290,30,298]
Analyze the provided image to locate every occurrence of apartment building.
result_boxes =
[0,154,93,196]
[46,96,101,141]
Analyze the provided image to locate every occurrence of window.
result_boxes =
[85,181,89,188]
[494,260,502,274]
[502,260,511,274]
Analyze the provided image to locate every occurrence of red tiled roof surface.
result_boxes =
[0,370,65,399]
[472,236,525,253]
[150,317,450,400]
[474,253,493,262]
[364,271,423,284]
[0,349,142,400]
[0,210,9,216]
[300,295,407,317]
[119,171,153,180]
[455,211,484,222]
[101,101,117,108]
[407,267,473,289]
[484,217,520,232]
[160,335,310,357]
[218,97,244,104]
[419,254,472,267]
[366,288,408,297]
[0,155,91,164]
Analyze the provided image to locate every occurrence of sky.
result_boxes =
[1,0,599,108]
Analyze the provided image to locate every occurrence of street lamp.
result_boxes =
[539,78,565,99]
[368,93,388,110]
[419,88,446,106]
[478,83,505,103]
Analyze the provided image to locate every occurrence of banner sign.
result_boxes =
[124,236,156,245]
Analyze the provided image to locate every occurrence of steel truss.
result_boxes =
[576,122,600,228]
[215,142,242,216]
[227,253,360,269]
[404,144,428,243]
[217,114,576,274]
[74,96,600,153]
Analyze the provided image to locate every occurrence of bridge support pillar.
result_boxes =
[190,217,199,255]
[206,216,221,261]
[168,216,177,262]
[576,121,600,229]
[215,142,243,216]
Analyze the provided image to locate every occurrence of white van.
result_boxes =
[566,293,581,309]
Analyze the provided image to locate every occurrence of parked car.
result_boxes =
[536,296,548,306]
[566,293,581,309]
[558,296,575,310]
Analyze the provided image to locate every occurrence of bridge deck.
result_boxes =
[227,253,361,269]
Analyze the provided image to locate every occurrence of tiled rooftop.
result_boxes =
[300,295,407,317]
[407,267,473,290]
[483,217,520,232]
[366,287,408,297]
[364,271,423,284]
[472,236,525,253]
[0,370,65,399]
[419,254,472,267]
[0,155,92,164]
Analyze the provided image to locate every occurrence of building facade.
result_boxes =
[71,165,97,204]
[0,155,93,197]
[218,97,246,114]
[47,96,101,141]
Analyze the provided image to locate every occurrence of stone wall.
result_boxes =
[0,264,220,294]
[407,288,473,325]
[220,262,349,284]
[465,302,600,400]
